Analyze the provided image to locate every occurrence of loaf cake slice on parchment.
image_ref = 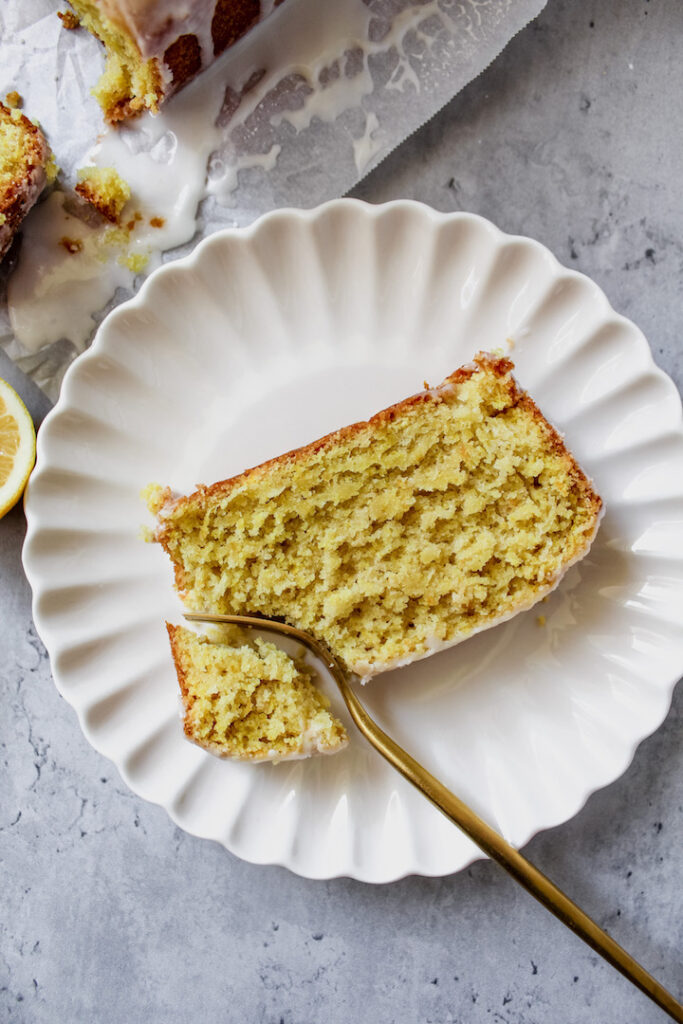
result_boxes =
[149,355,602,682]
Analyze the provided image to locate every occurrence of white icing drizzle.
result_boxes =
[5,0,483,359]
[192,718,348,763]
[351,503,606,683]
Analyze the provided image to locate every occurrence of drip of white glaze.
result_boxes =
[8,192,135,354]
[353,112,381,175]
[8,0,451,355]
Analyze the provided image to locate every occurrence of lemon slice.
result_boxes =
[0,377,36,518]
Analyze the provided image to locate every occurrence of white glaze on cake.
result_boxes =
[180,697,349,762]
[96,0,281,82]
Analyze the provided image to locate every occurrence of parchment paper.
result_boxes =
[0,0,547,398]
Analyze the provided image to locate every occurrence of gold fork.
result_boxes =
[184,610,683,1022]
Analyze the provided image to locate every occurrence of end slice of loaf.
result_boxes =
[0,102,51,261]
[151,355,603,681]
[167,624,348,762]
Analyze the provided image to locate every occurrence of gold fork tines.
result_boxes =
[183,611,683,1023]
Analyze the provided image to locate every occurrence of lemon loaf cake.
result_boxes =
[0,102,52,261]
[167,623,348,761]
[64,0,284,122]
[149,355,603,681]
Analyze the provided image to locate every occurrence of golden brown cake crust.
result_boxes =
[0,102,50,260]
[74,182,115,222]
[211,0,260,56]
[58,8,81,28]
[74,167,131,223]
[152,354,603,680]
[156,353,600,529]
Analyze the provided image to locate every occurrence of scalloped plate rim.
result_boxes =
[23,199,683,883]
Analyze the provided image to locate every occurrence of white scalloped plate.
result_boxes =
[23,200,683,882]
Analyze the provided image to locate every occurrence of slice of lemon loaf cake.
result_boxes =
[0,102,52,261]
[167,624,348,761]
[150,355,602,681]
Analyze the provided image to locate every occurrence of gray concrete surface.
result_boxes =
[2,1,682,1022]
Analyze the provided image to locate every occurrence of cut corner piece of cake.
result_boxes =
[75,166,131,223]
[0,101,54,261]
[166,623,349,762]
[151,354,603,683]
[63,0,278,123]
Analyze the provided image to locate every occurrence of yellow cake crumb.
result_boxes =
[150,356,602,681]
[167,624,348,761]
[66,1,162,121]
[5,92,22,110]
[76,166,131,223]
[536,614,546,627]
[118,250,149,273]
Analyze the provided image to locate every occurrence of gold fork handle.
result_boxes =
[336,677,683,1023]
[183,612,682,1020]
